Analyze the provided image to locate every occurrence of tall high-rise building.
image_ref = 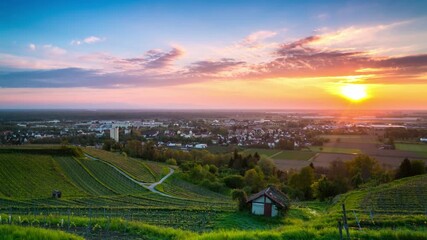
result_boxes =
[110,127,119,142]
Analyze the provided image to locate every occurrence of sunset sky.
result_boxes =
[1,0,427,109]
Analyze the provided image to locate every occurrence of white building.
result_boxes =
[110,127,119,142]
[194,143,208,149]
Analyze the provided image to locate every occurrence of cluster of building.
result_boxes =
[2,114,427,149]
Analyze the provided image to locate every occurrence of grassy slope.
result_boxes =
[79,158,148,195]
[332,174,427,213]
[0,153,84,198]
[0,225,83,240]
[54,156,115,196]
[84,148,161,182]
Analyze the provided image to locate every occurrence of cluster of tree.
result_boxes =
[276,139,295,150]
[107,139,231,167]
[385,128,427,140]
[288,155,426,201]
[310,137,329,146]
[395,158,426,179]
[177,150,281,194]
[30,135,103,146]
[102,138,426,204]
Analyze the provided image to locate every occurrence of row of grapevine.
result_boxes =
[83,148,157,182]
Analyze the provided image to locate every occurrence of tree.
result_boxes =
[257,157,276,177]
[277,139,294,150]
[395,158,412,179]
[166,158,177,166]
[125,140,143,157]
[312,177,337,201]
[411,160,426,175]
[102,139,114,151]
[346,155,381,182]
[289,166,314,200]
[396,159,426,179]
[231,189,248,211]
[223,175,245,189]
[244,168,265,193]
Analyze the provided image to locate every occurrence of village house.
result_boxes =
[247,186,290,217]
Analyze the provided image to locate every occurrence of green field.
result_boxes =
[308,146,362,154]
[320,134,379,143]
[242,148,315,160]
[395,143,427,158]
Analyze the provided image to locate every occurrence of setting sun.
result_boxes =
[340,84,368,102]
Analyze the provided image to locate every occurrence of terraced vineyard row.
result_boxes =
[0,208,222,232]
[333,174,427,214]
[0,192,234,211]
[0,153,83,198]
[359,175,427,213]
[79,159,147,195]
[157,176,230,201]
[54,156,115,196]
[84,148,157,182]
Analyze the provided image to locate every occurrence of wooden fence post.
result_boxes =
[342,204,350,239]
[338,220,343,240]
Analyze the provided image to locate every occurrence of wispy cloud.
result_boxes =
[238,30,277,48]
[71,36,105,45]
[42,44,67,56]
[187,58,245,75]
[28,43,36,51]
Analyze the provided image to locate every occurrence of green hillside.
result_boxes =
[84,148,161,182]
[332,174,427,214]
[0,153,84,198]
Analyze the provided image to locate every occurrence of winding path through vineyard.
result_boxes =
[84,153,175,198]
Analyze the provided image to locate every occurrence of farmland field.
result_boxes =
[395,143,427,158]
[320,134,380,144]
[242,148,314,160]
[308,146,361,154]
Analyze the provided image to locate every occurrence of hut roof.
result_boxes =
[247,186,290,208]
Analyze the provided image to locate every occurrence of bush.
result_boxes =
[166,158,177,166]
[223,175,245,189]
[231,189,248,211]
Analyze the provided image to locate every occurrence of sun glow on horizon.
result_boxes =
[340,84,368,102]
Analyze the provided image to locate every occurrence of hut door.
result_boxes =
[264,203,272,217]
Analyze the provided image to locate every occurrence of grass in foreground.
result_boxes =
[0,225,83,240]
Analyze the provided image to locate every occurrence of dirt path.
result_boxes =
[83,153,175,198]
[268,150,283,159]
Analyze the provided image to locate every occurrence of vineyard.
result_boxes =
[0,146,239,236]
[1,146,426,239]
[355,175,427,214]
[0,153,84,198]
[83,148,160,182]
